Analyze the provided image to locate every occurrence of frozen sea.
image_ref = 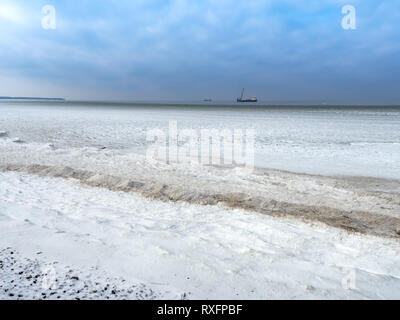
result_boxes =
[1,101,399,178]
[1,100,400,299]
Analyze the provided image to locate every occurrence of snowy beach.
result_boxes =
[1,101,400,299]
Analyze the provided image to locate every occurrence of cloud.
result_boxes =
[0,0,399,102]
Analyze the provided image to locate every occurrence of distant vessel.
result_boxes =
[203,99,212,102]
[237,88,257,103]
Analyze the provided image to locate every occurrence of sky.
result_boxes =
[0,0,399,103]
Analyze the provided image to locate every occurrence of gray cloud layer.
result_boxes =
[0,0,399,103]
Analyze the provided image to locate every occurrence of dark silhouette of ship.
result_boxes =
[237,88,257,103]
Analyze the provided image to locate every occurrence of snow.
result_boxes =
[0,248,180,300]
[0,102,399,178]
[1,171,400,300]
[1,136,399,238]
[1,102,400,300]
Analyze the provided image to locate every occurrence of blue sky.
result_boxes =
[0,0,399,103]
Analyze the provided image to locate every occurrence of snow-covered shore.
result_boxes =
[1,171,400,299]
[1,102,400,299]
[1,136,400,238]
[0,248,181,300]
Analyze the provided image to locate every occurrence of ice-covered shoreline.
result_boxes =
[0,135,399,299]
[1,102,400,299]
[0,248,182,300]
[1,171,400,300]
[1,137,400,238]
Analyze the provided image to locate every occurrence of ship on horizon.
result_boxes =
[237,88,257,103]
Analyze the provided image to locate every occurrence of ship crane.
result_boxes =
[237,88,257,103]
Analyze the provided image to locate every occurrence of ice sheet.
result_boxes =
[1,102,399,178]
